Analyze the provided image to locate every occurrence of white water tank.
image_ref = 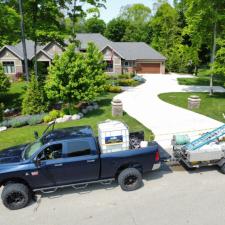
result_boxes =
[98,120,129,153]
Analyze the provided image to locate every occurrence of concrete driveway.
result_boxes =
[117,74,225,148]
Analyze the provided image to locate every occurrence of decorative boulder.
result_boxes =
[93,104,99,110]
[63,115,72,121]
[78,113,84,118]
[0,126,7,132]
[55,118,65,123]
[4,109,10,114]
[82,108,88,114]
[72,114,81,120]
[87,105,94,111]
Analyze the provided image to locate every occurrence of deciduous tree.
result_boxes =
[45,43,106,104]
[105,18,128,42]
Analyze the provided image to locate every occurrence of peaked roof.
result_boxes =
[0,33,166,62]
[111,42,166,61]
[74,33,166,61]
[75,33,112,50]
[15,40,44,60]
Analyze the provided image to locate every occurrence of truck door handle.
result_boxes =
[54,163,63,167]
[87,159,95,163]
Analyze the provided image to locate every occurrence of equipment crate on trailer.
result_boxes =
[171,124,225,171]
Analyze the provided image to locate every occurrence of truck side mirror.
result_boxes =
[34,131,39,139]
[34,158,41,167]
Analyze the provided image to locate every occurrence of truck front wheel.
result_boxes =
[220,163,225,174]
[118,168,142,191]
[1,183,31,210]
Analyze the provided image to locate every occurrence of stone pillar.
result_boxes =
[112,99,123,117]
[188,95,201,109]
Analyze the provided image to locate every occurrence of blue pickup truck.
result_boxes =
[0,125,160,210]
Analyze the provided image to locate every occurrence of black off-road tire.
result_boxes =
[118,168,142,191]
[1,183,31,210]
[220,164,225,174]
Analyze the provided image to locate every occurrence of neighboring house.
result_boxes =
[0,33,166,78]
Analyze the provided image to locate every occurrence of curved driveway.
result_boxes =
[116,74,225,148]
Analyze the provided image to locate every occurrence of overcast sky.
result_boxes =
[98,0,174,22]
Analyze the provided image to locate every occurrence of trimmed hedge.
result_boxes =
[0,113,47,128]
[106,85,122,93]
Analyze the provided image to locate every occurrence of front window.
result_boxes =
[105,60,113,72]
[3,61,15,74]
[37,144,63,161]
[23,140,44,160]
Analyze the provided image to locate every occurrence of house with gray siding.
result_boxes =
[0,33,166,78]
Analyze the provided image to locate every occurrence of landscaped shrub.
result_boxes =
[43,115,52,124]
[0,64,10,93]
[106,85,122,93]
[118,79,139,86]
[43,110,61,123]
[27,113,47,126]
[118,73,131,79]
[133,75,146,83]
[0,103,4,122]
[62,105,79,115]
[0,113,47,128]
[15,72,24,82]
[10,115,31,128]
[0,119,10,128]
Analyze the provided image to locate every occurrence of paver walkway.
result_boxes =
[116,74,225,149]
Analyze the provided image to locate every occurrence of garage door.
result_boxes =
[136,63,160,74]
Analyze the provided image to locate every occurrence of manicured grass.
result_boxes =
[0,93,154,150]
[159,92,225,123]
[0,81,27,109]
[177,68,225,87]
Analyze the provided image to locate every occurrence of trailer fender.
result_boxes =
[217,158,225,167]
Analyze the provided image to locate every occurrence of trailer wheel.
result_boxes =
[118,168,142,191]
[1,183,31,210]
[220,164,225,174]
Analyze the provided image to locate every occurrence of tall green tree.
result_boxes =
[119,3,152,43]
[212,38,225,77]
[66,0,106,42]
[105,18,128,42]
[45,43,106,104]
[85,17,106,34]
[184,0,225,94]
[0,2,20,47]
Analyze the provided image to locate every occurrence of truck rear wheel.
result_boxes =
[1,183,31,210]
[118,168,142,191]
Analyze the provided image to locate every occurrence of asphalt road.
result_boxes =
[1,163,225,225]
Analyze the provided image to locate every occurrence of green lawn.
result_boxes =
[177,68,225,87]
[159,92,225,123]
[0,93,154,150]
[0,81,27,109]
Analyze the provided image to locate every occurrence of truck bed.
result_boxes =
[100,143,159,179]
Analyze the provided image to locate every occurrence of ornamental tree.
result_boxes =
[0,64,10,93]
[45,43,106,104]
[22,74,48,115]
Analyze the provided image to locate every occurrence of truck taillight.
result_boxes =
[155,151,160,161]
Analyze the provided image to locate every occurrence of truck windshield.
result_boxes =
[23,140,44,160]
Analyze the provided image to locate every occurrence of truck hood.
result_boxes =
[0,144,28,164]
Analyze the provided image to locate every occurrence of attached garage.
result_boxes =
[136,63,161,74]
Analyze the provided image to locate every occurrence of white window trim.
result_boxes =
[2,60,16,74]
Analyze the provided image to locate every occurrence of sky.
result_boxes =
[98,0,174,23]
